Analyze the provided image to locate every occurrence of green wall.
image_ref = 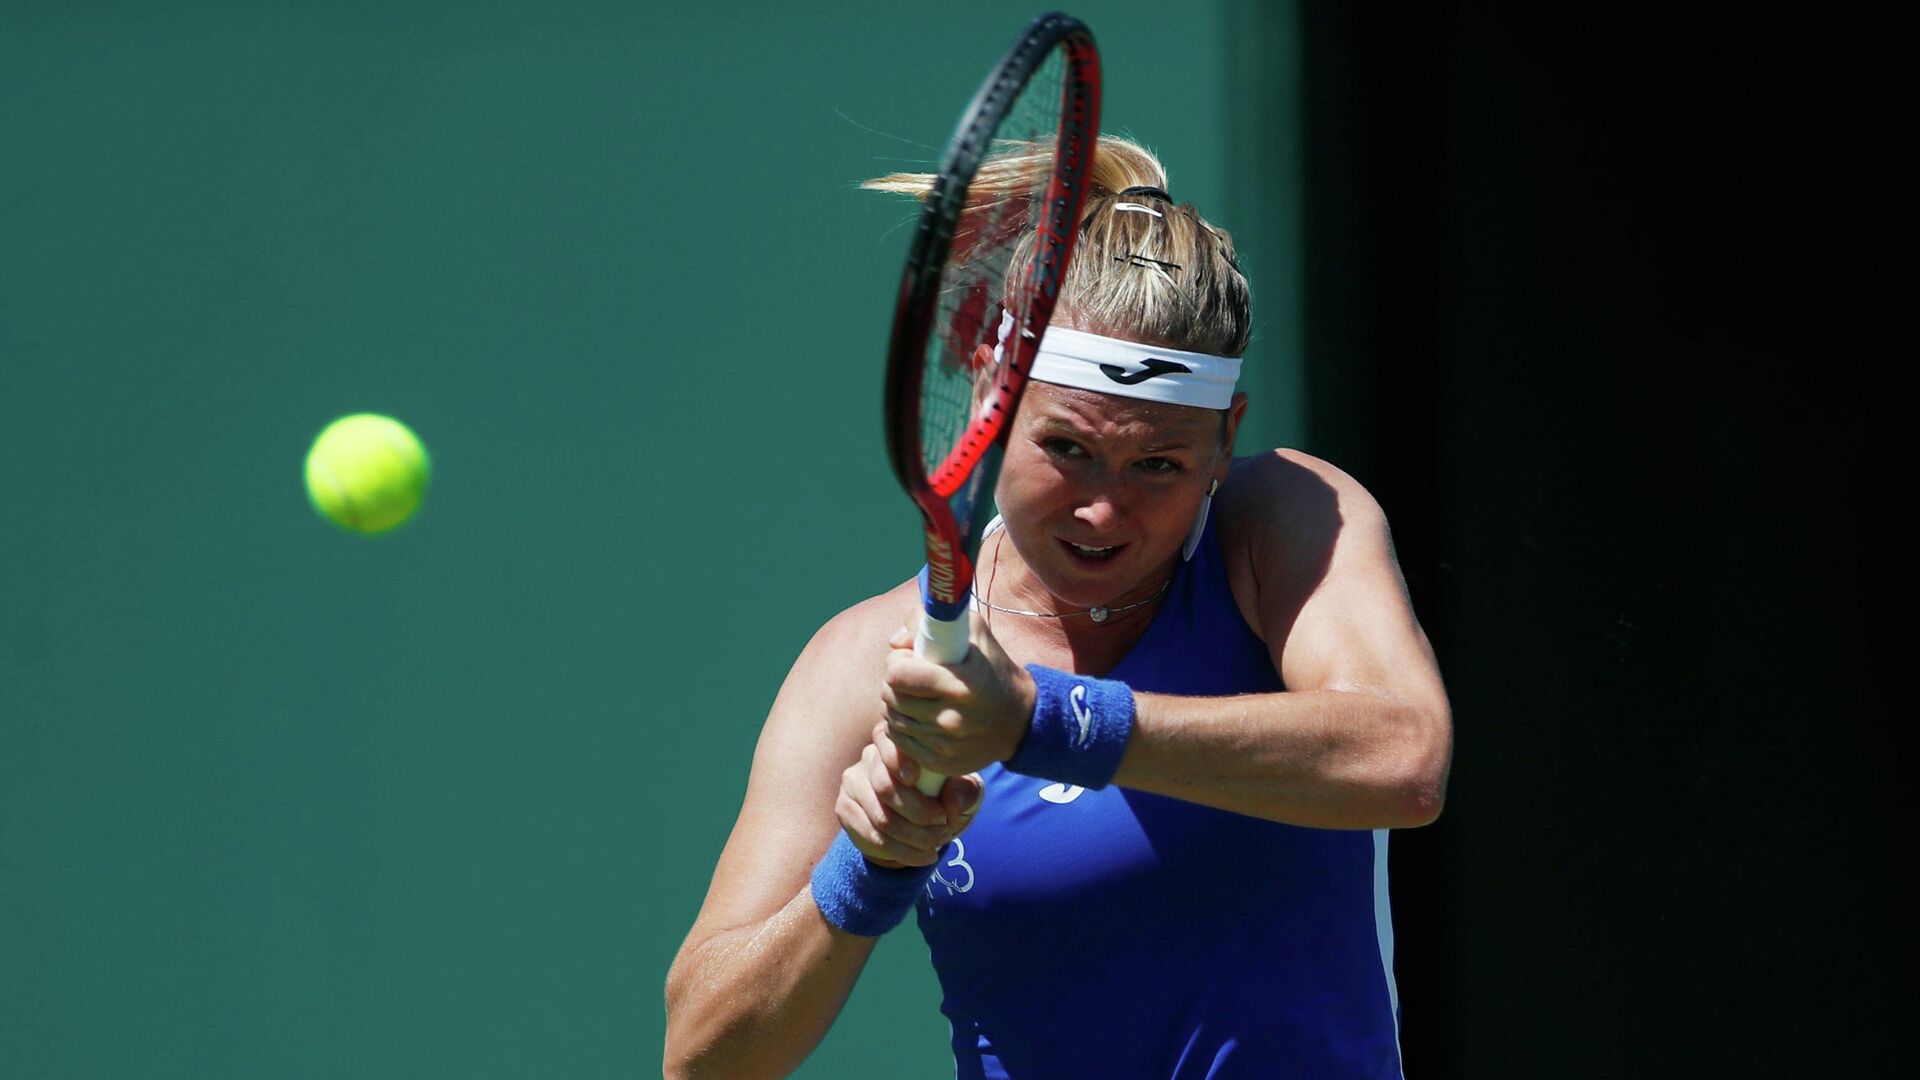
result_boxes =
[2,3,1297,1075]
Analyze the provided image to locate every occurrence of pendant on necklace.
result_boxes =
[1089,606,1111,624]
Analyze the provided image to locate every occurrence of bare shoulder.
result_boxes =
[1219,449,1385,525]
[758,580,921,762]
[1214,448,1439,701]
[1215,449,1392,623]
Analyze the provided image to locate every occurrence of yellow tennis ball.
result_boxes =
[304,413,431,534]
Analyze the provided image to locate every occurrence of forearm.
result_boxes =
[1115,688,1450,829]
[663,885,879,1080]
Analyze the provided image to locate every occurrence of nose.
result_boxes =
[1072,487,1123,531]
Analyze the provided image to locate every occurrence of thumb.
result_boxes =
[946,773,985,818]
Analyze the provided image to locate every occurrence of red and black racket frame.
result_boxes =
[883,12,1102,624]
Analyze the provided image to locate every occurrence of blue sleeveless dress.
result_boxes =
[914,519,1403,1078]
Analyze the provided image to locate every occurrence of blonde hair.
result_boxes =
[865,135,1252,358]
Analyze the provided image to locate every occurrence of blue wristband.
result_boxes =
[1006,664,1136,789]
[809,832,933,937]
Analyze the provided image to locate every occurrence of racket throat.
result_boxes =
[917,541,975,619]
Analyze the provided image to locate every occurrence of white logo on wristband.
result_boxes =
[1039,782,1086,804]
[1069,684,1092,747]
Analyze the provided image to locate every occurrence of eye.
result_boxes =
[1042,436,1085,458]
[1137,456,1185,474]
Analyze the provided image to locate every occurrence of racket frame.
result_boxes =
[883,12,1101,651]
[881,12,1101,794]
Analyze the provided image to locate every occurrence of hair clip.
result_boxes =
[1117,185,1173,201]
[1113,253,1183,274]
[1113,202,1164,218]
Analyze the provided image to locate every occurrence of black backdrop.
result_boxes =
[1297,5,1907,1075]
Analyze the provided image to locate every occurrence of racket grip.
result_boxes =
[911,612,970,796]
[915,611,971,665]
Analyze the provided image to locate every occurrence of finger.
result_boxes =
[836,794,933,868]
[844,759,944,850]
[940,773,985,822]
[870,723,922,791]
[877,811,948,857]
[890,623,911,649]
[870,721,918,789]
[886,707,950,763]
[866,739,948,829]
[858,741,949,833]
[879,682,945,723]
[885,647,971,700]
[879,722,958,806]
[841,748,895,826]
[850,774,948,857]
[835,781,892,858]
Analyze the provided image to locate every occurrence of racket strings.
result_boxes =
[918,52,1069,491]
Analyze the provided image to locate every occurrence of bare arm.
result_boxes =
[1113,451,1452,827]
[1116,687,1446,829]
[663,891,875,1080]
[663,598,904,1080]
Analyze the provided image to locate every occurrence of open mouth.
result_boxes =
[1060,539,1124,562]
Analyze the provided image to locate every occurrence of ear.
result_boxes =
[972,343,997,408]
[1217,392,1249,472]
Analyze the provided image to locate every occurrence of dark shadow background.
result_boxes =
[1295,4,1907,1075]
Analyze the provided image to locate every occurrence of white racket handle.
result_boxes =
[910,612,970,795]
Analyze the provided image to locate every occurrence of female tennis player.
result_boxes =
[664,137,1451,1079]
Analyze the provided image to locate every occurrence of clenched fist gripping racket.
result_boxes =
[881,13,1101,796]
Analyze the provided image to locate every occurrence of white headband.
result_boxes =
[994,312,1241,409]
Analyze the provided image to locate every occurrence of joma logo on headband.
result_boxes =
[1099,358,1193,385]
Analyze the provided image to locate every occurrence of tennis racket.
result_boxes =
[882,12,1101,797]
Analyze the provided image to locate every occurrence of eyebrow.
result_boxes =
[1030,416,1205,453]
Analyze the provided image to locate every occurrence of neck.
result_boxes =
[977,531,1176,659]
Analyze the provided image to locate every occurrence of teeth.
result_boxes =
[1070,543,1116,555]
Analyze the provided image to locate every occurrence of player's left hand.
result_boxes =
[882,611,1035,777]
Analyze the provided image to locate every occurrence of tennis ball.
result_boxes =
[304,413,431,534]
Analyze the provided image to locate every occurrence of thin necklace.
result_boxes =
[974,534,1173,625]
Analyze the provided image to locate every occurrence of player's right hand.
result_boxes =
[836,721,984,870]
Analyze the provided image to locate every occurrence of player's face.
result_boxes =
[995,382,1240,608]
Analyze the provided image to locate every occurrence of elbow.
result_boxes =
[1386,700,1452,828]
[1395,775,1446,828]
[662,996,720,1080]
[663,1046,712,1080]
[663,1016,771,1080]
[662,1042,706,1080]
[662,950,720,1080]
[661,946,781,1080]
[662,964,695,1079]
